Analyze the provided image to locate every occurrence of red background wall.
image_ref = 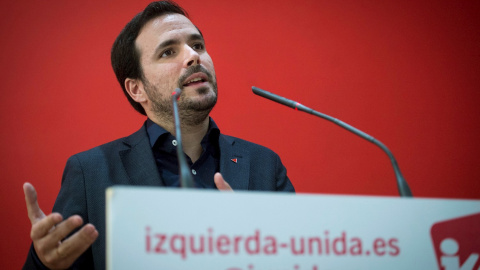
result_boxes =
[1,0,479,268]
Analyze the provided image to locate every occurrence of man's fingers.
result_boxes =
[39,215,83,249]
[214,172,233,191]
[37,223,98,269]
[31,213,63,241]
[55,224,98,260]
[23,182,46,224]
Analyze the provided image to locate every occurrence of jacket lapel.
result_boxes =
[219,135,250,190]
[118,126,248,189]
[119,126,164,186]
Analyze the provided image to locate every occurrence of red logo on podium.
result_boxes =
[430,212,480,270]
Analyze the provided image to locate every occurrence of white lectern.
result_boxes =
[106,186,480,270]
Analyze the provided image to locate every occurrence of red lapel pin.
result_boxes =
[231,158,238,163]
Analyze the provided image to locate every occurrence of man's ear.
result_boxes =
[125,78,147,103]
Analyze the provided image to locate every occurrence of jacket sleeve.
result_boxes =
[274,151,295,192]
[22,244,49,270]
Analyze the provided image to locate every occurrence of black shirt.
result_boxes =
[145,118,220,189]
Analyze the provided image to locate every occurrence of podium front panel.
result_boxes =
[106,187,480,270]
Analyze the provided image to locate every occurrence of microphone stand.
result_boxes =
[252,86,413,197]
[172,88,195,188]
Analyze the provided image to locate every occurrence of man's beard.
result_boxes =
[143,67,218,126]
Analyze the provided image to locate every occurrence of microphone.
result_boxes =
[172,88,195,188]
[252,86,413,197]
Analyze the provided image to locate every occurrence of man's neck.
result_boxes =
[178,117,209,163]
[150,115,209,163]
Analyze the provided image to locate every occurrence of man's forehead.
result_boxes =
[155,13,191,25]
[135,13,200,55]
[140,13,198,39]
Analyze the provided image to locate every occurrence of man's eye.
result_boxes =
[192,43,205,51]
[161,49,175,58]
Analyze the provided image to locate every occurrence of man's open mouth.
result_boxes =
[183,77,207,86]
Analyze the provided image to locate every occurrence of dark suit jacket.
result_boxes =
[24,125,294,269]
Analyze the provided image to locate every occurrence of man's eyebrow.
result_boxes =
[154,39,180,55]
[187,33,204,42]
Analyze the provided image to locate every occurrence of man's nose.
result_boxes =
[183,45,201,67]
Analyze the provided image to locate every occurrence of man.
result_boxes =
[23,1,294,269]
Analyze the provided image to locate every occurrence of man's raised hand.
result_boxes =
[23,183,98,269]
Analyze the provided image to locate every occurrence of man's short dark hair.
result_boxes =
[111,1,187,115]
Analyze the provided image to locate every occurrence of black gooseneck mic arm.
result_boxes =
[252,86,413,197]
[172,88,195,188]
